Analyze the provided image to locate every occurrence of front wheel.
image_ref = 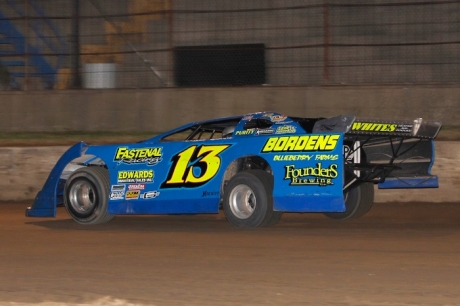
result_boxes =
[223,170,281,227]
[324,182,374,220]
[64,166,114,225]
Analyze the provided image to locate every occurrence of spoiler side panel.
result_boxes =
[377,139,439,189]
[348,118,441,139]
[26,142,87,217]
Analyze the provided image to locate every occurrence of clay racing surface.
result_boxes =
[1,201,460,306]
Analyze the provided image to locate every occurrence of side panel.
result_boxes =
[85,133,345,214]
[87,140,234,214]
[361,139,439,189]
[260,134,345,212]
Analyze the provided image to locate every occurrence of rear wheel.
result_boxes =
[64,167,114,225]
[223,170,281,227]
[324,182,374,220]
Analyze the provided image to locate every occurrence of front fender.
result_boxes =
[26,142,88,217]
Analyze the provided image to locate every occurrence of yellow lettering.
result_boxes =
[284,136,298,151]
[262,138,278,152]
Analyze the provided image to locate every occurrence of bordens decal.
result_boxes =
[262,135,340,153]
[114,147,163,165]
[284,163,338,186]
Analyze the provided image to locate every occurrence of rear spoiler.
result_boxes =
[313,115,442,139]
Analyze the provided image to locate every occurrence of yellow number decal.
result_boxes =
[165,146,196,184]
[162,145,230,188]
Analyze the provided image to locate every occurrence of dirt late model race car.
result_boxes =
[27,112,442,227]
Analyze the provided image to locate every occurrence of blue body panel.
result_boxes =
[26,112,440,218]
[378,176,439,189]
[82,131,345,214]
[378,140,438,189]
[27,112,347,217]
[26,142,87,217]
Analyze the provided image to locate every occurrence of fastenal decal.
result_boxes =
[118,170,154,183]
[352,122,413,133]
[262,135,340,153]
[284,163,339,186]
[114,147,163,165]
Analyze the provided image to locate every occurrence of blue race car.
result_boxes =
[27,112,442,227]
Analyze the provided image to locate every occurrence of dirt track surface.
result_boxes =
[1,202,460,306]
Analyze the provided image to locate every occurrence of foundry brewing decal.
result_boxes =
[284,163,338,186]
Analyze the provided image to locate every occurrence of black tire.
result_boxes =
[324,182,374,220]
[64,166,114,225]
[223,170,280,227]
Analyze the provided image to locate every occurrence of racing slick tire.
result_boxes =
[323,182,375,220]
[223,170,281,228]
[64,166,114,225]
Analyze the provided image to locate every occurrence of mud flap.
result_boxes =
[26,142,87,217]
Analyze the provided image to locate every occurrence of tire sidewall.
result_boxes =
[324,184,361,220]
[223,172,270,227]
[64,168,108,224]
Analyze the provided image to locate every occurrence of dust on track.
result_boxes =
[1,201,460,306]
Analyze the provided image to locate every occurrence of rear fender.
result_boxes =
[26,142,88,217]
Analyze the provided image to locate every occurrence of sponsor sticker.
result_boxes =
[273,154,313,161]
[256,128,275,135]
[352,122,413,133]
[202,191,219,197]
[118,170,154,183]
[235,129,255,136]
[261,135,340,152]
[263,113,287,122]
[125,190,140,200]
[110,191,125,200]
[315,154,339,161]
[128,184,146,190]
[276,125,296,134]
[141,191,160,199]
[111,184,125,191]
[284,163,338,186]
[114,147,163,166]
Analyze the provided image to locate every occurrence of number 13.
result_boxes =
[162,145,230,188]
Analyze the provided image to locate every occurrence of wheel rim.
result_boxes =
[229,184,256,219]
[68,180,97,214]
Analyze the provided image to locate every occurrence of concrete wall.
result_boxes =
[0,85,459,132]
[0,142,458,203]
